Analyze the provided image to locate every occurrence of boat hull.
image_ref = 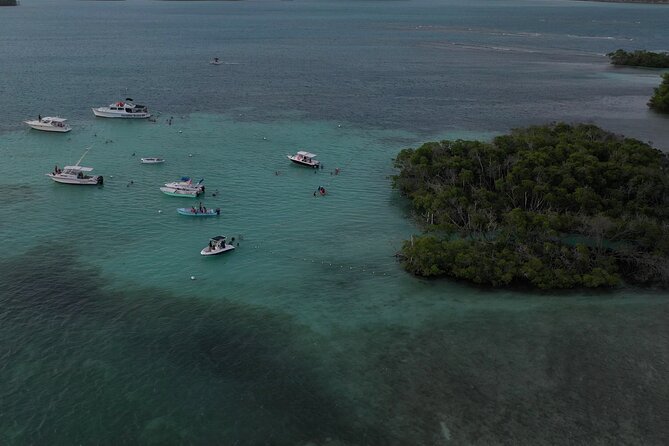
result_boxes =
[25,122,71,133]
[160,187,203,198]
[288,157,320,169]
[287,156,320,168]
[92,108,151,119]
[47,174,103,185]
[200,245,235,256]
[141,158,165,164]
[177,208,220,216]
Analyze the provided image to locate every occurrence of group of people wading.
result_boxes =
[190,202,220,215]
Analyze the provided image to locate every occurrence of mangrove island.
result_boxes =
[607,49,669,68]
[649,73,669,113]
[393,123,669,289]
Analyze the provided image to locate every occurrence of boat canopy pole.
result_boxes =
[75,147,92,166]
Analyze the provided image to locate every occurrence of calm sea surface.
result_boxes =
[1,0,668,444]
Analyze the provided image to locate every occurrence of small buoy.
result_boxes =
[109,175,114,178]
[190,276,196,280]
[188,154,193,157]
[263,137,267,140]
[337,124,341,128]
[178,130,183,133]
[158,210,162,214]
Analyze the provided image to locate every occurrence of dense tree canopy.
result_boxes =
[607,49,669,68]
[393,123,669,289]
[648,73,669,113]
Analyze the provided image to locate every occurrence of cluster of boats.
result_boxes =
[25,98,151,133]
[44,147,231,255]
[35,97,328,257]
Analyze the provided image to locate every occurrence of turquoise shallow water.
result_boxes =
[3,113,669,446]
[2,0,669,444]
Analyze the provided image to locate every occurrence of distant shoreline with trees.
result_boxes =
[392,123,669,290]
[605,50,669,113]
[608,50,669,68]
[574,0,669,4]
[649,73,669,113]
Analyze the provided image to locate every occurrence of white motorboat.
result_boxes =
[92,98,150,119]
[287,151,320,168]
[46,148,103,185]
[140,157,165,164]
[160,186,204,197]
[201,236,236,256]
[164,177,203,189]
[24,116,71,133]
[160,177,205,197]
[210,57,222,65]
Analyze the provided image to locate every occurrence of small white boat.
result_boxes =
[140,157,165,164]
[92,98,150,119]
[201,236,235,256]
[160,186,204,197]
[210,57,222,65]
[287,151,320,168]
[160,177,205,197]
[46,148,103,185]
[24,116,71,133]
[164,177,203,189]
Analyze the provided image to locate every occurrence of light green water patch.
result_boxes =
[1,113,439,327]
[599,68,668,84]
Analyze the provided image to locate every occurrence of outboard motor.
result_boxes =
[97,176,104,185]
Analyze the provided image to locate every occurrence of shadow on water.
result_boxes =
[337,304,669,445]
[0,244,386,445]
[3,244,669,445]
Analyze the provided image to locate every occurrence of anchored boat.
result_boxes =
[92,98,150,119]
[201,236,235,256]
[160,177,205,198]
[25,116,71,133]
[140,157,165,164]
[287,151,320,168]
[177,207,220,216]
[47,148,103,185]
